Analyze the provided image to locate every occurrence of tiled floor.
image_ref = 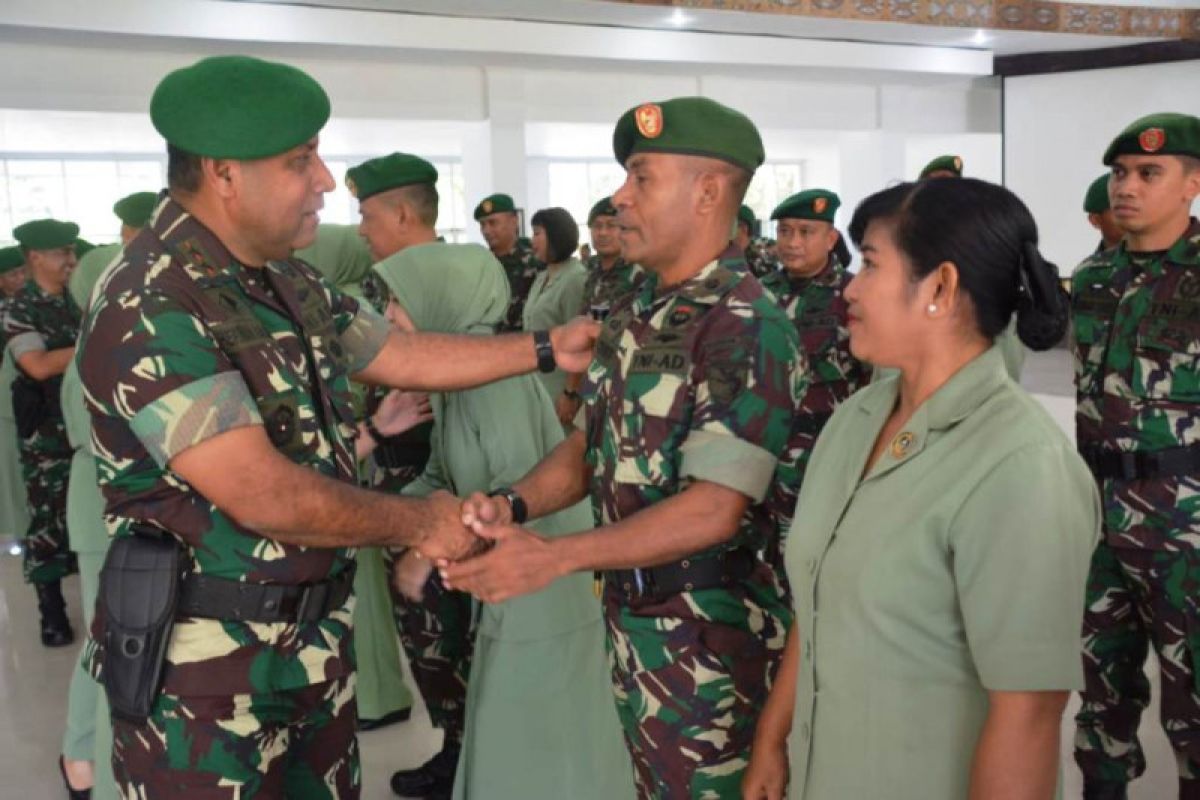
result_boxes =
[0,348,1181,798]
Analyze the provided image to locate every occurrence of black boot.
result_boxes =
[1083,780,1128,800]
[390,742,459,798]
[35,580,74,648]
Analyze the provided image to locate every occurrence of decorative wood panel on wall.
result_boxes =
[607,0,1200,39]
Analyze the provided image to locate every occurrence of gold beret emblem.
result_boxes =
[813,197,828,214]
[345,175,358,198]
[635,103,664,139]
[482,199,494,214]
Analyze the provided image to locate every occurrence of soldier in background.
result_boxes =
[1083,173,1125,254]
[759,189,869,589]
[737,203,778,279]
[475,193,543,332]
[1072,113,1200,800]
[4,218,81,648]
[918,154,964,179]
[442,96,805,799]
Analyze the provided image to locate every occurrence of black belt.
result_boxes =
[1081,445,1200,481]
[177,565,356,624]
[793,411,833,436]
[605,548,757,605]
[374,438,431,471]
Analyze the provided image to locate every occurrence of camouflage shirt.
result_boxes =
[1071,217,1200,550]
[3,279,81,362]
[579,255,645,318]
[760,255,869,543]
[497,240,543,332]
[78,198,392,695]
[744,236,779,279]
[581,247,806,579]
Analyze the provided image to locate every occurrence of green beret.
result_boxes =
[13,219,80,251]
[918,155,964,179]
[345,153,438,202]
[587,196,617,225]
[771,189,841,223]
[737,205,756,227]
[113,192,159,228]
[1083,174,1111,214]
[613,97,764,173]
[1102,112,1200,165]
[74,238,97,258]
[474,193,516,221]
[150,55,331,160]
[0,245,23,275]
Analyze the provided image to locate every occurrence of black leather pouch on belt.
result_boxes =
[12,373,61,439]
[99,523,185,723]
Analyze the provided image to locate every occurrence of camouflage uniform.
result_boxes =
[1072,218,1200,789]
[3,279,80,583]
[580,255,645,317]
[78,198,393,798]
[367,408,474,751]
[760,254,869,588]
[580,247,805,799]
[496,240,543,332]
[743,236,778,279]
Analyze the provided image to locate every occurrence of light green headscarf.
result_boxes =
[372,242,509,335]
[294,223,373,296]
[69,242,122,310]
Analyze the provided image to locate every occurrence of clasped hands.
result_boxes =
[402,490,562,604]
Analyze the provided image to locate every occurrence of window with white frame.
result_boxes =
[0,155,469,246]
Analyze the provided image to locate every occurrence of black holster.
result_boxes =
[99,524,185,723]
[12,372,62,439]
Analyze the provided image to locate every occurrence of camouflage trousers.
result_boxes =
[17,421,75,584]
[602,583,790,800]
[1075,542,1200,787]
[382,547,474,746]
[112,673,358,799]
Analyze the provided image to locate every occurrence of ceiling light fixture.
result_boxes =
[669,8,691,27]
[972,29,990,45]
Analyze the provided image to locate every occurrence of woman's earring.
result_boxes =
[927,304,938,314]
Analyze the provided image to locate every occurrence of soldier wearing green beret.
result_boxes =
[74,54,599,799]
[1071,112,1200,799]
[4,218,81,650]
[558,197,646,426]
[70,191,162,317]
[760,189,869,585]
[735,203,778,279]
[474,192,543,331]
[344,151,476,798]
[919,154,964,180]
[1083,173,1124,254]
[442,95,804,799]
[0,245,31,556]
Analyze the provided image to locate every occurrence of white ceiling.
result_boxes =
[251,0,1180,55]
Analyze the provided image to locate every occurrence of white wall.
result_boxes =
[1005,60,1200,274]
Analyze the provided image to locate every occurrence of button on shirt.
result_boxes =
[784,344,1100,799]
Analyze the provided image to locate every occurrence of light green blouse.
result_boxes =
[785,344,1099,799]
[521,257,587,401]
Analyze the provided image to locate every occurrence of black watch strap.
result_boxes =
[487,487,528,524]
[363,415,384,445]
[533,330,555,374]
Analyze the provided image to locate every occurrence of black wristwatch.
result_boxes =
[487,487,528,524]
[363,415,384,445]
[533,330,556,374]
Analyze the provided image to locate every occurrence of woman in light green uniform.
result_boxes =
[59,250,119,800]
[373,242,634,800]
[294,222,416,727]
[522,208,587,409]
[744,179,1099,800]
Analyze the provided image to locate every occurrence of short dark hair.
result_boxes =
[394,183,439,227]
[167,144,203,194]
[1180,154,1200,174]
[848,178,1068,350]
[531,207,579,264]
